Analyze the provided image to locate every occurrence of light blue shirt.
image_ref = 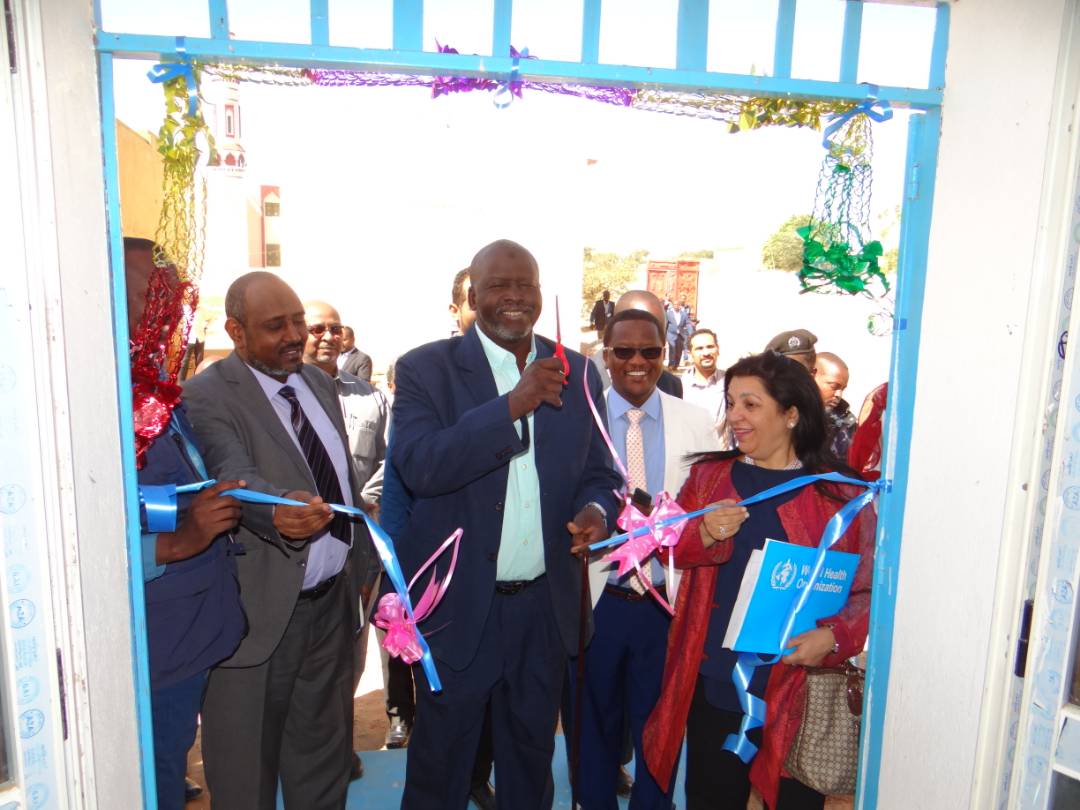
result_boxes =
[607,387,666,586]
[476,326,545,581]
[249,365,354,589]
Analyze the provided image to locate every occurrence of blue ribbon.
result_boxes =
[821,88,893,151]
[493,46,529,109]
[722,481,881,762]
[137,481,444,691]
[147,36,199,118]
[587,471,874,553]
[139,479,216,532]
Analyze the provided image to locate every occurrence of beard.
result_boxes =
[249,353,302,379]
[479,307,536,343]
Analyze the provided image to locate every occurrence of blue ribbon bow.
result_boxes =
[147,36,199,118]
[821,87,893,151]
[493,46,530,109]
[722,481,881,762]
[139,480,217,533]
[137,481,445,691]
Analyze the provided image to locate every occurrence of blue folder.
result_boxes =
[722,539,860,655]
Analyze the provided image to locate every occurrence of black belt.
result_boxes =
[495,575,544,596]
[298,573,339,601]
[604,584,666,603]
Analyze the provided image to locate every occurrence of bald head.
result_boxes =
[614,290,666,334]
[223,271,307,381]
[468,239,541,348]
[814,351,850,408]
[469,240,538,283]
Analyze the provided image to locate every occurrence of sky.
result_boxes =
[101,0,938,407]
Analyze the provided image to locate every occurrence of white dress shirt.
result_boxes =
[248,365,354,589]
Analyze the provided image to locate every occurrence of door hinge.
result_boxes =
[1014,599,1034,678]
[906,164,920,201]
[56,649,68,740]
[3,0,16,74]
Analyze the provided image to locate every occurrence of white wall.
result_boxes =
[22,0,143,805]
[877,2,1070,808]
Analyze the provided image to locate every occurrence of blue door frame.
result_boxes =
[92,2,950,807]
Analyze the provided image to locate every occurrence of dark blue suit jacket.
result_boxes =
[390,327,622,670]
[139,409,246,689]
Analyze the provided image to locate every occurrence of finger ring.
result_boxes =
[719,526,726,537]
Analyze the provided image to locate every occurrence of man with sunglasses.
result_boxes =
[303,299,388,782]
[304,301,388,515]
[573,308,719,810]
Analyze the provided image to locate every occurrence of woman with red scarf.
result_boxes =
[642,352,876,810]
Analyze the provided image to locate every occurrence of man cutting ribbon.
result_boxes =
[181,271,379,810]
[389,239,622,810]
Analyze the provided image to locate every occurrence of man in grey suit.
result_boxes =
[339,326,374,381]
[182,271,379,810]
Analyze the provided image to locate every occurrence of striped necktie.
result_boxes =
[278,385,351,544]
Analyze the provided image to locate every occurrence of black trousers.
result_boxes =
[685,677,825,810]
[383,633,495,786]
[402,579,565,810]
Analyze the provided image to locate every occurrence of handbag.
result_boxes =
[784,662,865,795]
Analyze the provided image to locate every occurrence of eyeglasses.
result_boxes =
[308,323,343,338]
[608,346,664,361]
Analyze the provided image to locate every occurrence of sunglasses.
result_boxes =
[608,346,664,361]
[308,323,344,338]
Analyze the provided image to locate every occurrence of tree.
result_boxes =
[761,214,812,272]
[875,205,901,276]
[581,248,649,323]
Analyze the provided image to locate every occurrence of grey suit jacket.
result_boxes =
[340,348,373,381]
[181,351,378,668]
[335,370,388,505]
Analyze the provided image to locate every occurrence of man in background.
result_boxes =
[339,325,374,381]
[664,298,690,371]
[303,299,389,781]
[589,289,614,336]
[449,267,475,337]
[682,328,727,430]
[814,350,857,460]
[304,301,388,513]
[764,328,817,373]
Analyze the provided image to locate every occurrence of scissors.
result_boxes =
[554,296,570,384]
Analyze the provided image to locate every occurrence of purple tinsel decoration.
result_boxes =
[306,43,634,107]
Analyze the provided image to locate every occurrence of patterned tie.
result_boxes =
[279,385,351,544]
[625,408,649,594]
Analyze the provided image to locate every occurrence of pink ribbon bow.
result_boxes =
[608,492,689,615]
[374,528,463,664]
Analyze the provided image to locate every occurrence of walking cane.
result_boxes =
[571,552,590,810]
